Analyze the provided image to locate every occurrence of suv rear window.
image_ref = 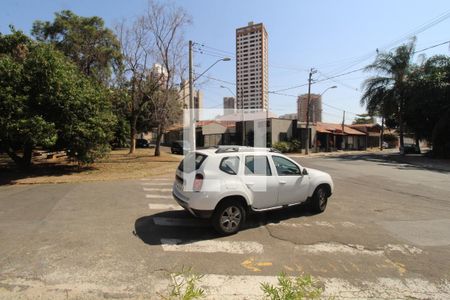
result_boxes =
[219,156,240,175]
[178,152,207,173]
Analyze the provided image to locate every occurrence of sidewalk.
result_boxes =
[288,149,450,172]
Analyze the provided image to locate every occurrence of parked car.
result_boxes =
[400,143,420,154]
[136,139,150,148]
[171,140,190,154]
[172,146,334,235]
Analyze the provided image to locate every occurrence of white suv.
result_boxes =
[172,146,334,235]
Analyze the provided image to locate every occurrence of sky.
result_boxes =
[1,0,449,124]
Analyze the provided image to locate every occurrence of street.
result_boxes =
[1,154,450,299]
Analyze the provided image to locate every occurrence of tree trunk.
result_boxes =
[380,116,385,151]
[154,124,163,157]
[6,142,33,169]
[398,97,405,154]
[129,115,137,154]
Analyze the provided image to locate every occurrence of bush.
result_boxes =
[272,140,302,153]
[273,141,291,153]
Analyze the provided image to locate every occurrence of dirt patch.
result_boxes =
[0,148,182,185]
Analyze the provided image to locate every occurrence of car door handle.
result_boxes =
[279,181,287,184]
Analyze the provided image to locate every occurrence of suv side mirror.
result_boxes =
[302,168,308,176]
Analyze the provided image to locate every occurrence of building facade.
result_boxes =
[223,97,236,115]
[297,94,322,123]
[179,80,203,121]
[236,22,269,113]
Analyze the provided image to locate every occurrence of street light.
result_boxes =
[305,85,337,155]
[189,40,230,150]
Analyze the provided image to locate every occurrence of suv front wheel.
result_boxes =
[310,186,329,214]
[212,200,245,235]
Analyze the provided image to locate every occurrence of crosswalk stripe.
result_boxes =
[145,194,173,199]
[160,239,264,254]
[142,182,172,186]
[148,204,183,211]
[153,217,207,227]
[143,188,172,192]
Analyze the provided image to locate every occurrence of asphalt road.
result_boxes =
[0,154,449,299]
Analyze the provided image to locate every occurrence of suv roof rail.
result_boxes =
[215,146,281,154]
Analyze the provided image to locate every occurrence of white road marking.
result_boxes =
[160,239,264,254]
[143,188,172,192]
[195,275,450,300]
[295,242,423,256]
[145,194,173,199]
[153,217,207,227]
[148,204,182,210]
[141,177,172,180]
[142,182,172,186]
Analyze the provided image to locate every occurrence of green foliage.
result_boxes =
[0,30,115,166]
[261,273,324,300]
[382,133,397,143]
[273,139,302,153]
[273,142,291,153]
[160,267,205,300]
[32,10,122,83]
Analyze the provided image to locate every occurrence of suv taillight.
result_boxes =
[193,174,203,192]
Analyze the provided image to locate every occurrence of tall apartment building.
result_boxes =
[236,22,269,113]
[179,80,203,121]
[297,94,322,123]
[223,97,236,115]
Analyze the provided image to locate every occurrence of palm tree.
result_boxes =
[361,39,416,152]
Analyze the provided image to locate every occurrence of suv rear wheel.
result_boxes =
[212,201,245,235]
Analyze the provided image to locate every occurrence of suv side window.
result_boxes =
[245,155,272,176]
[219,156,240,175]
[272,156,301,176]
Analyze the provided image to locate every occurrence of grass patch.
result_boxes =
[0,148,182,185]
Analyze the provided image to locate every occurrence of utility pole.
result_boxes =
[342,110,345,149]
[305,68,316,155]
[188,40,195,151]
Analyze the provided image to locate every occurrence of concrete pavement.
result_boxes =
[0,155,449,299]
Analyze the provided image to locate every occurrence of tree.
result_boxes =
[32,10,122,84]
[406,55,450,157]
[143,0,191,156]
[0,30,115,167]
[115,17,161,154]
[362,39,416,151]
[115,0,190,155]
[352,113,375,125]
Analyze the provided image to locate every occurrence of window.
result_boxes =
[220,156,240,175]
[245,156,272,176]
[272,156,301,176]
[178,152,207,173]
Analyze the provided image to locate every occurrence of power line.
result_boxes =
[414,40,450,53]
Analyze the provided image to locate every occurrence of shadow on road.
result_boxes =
[322,153,450,174]
[134,204,314,246]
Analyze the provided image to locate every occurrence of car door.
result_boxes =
[243,155,279,209]
[271,155,309,205]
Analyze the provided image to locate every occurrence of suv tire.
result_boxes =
[310,186,328,214]
[212,200,245,235]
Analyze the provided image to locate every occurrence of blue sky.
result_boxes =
[1,0,449,123]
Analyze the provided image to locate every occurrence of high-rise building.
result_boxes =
[236,21,269,113]
[297,94,322,123]
[179,80,203,121]
[223,97,236,115]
